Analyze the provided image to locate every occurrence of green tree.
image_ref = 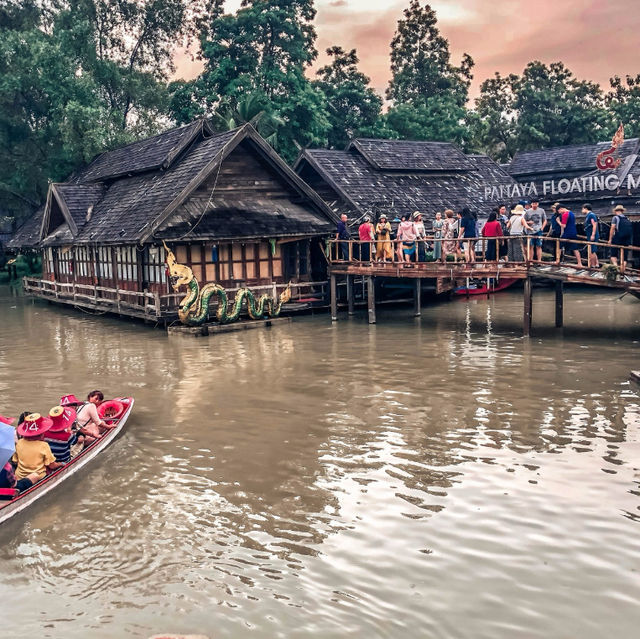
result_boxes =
[607,75,640,138]
[472,62,613,161]
[314,46,383,149]
[386,0,473,108]
[210,93,284,146]
[0,5,108,220]
[471,72,519,162]
[178,0,330,161]
[0,0,212,222]
[385,96,470,147]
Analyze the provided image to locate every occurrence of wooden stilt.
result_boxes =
[330,274,338,321]
[555,280,563,328]
[347,275,355,316]
[367,276,376,324]
[523,276,532,337]
[414,278,421,316]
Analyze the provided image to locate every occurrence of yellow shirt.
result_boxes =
[12,439,56,480]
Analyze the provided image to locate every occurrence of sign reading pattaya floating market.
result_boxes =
[485,173,640,200]
[485,124,639,200]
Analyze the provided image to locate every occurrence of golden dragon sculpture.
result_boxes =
[164,242,291,326]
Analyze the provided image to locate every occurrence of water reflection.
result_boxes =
[0,287,639,638]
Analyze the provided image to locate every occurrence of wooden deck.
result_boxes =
[328,236,640,335]
[22,278,328,326]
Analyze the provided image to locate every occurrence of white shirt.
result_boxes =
[76,403,102,428]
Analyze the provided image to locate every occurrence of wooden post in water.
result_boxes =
[367,276,376,324]
[414,278,421,316]
[330,274,338,321]
[555,280,564,328]
[523,277,532,336]
[347,275,355,316]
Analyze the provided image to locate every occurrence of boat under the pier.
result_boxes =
[0,397,134,525]
[454,277,518,296]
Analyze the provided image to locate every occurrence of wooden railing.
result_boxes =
[328,235,640,275]
[22,278,329,320]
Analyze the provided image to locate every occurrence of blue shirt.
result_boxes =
[561,210,578,239]
[584,211,599,241]
[336,221,350,240]
[460,217,476,238]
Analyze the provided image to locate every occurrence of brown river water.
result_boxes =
[0,284,639,639]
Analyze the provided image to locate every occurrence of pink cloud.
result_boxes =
[175,0,640,100]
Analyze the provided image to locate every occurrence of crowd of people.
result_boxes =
[0,391,112,494]
[335,201,635,268]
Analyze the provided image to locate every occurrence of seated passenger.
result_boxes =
[75,390,114,441]
[0,415,17,491]
[12,413,63,492]
[0,461,16,490]
[44,406,81,463]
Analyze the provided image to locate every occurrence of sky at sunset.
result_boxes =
[175,0,640,99]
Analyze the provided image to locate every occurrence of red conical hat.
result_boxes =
[17,413,53,438]
[0,414,15,426]
[49,406,77,432]
[60,394,82,407]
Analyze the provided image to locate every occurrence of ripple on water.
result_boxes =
[0,288,640,638]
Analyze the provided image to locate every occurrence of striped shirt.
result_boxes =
[44,431,78,464]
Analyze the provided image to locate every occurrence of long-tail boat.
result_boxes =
[0,397,134,525]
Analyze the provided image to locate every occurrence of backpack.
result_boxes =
[615,215,632,240]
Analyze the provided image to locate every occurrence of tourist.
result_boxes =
[375,214,393,262]
[44,406,80,463]
[413,212,427,261]
[458,207,477,263]
[335,214,351,261]
[442,209,460,262]
[76,390,112,440]
[523,198,547,261]
[482,212,503,261]
[497,205,509,260]
[397,213,417,263]
[0,461,16,490]
[609,204,633,268]
[358,215,375,262]
[432,212,444,261]
[12,413,63,492]
[558,204,582,267]
[507,204,526,262]
[0,415,16,489]
[582,203,600,268]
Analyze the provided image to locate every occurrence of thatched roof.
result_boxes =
[295,141,518,227]
[9,121,335,249]
[509,138,640,177]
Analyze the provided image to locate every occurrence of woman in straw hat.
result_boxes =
[12,413,64,492]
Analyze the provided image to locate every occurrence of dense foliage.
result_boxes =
[1,0,636,226]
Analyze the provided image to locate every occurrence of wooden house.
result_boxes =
[294,138,519,228]
[9,121,337,320]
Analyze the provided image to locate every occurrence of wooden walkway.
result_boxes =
[328,236,640,335]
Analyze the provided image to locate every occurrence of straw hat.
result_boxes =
[412,211,422,219]
[60,394,82,407]
[48,406,77,432]
[614,204,626,213]
[17,413,53,438]
[379,214,387,220]
[511,204,525,214]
